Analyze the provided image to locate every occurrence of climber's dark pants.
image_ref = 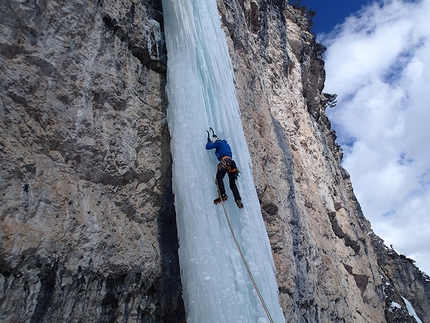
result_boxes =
[216,167,241,201]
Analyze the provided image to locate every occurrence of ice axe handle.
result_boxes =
[209,127,217,138]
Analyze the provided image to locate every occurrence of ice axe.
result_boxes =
[206,127,218,141]
[209,127,217,138]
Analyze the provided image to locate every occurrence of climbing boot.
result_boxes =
[235,199,243,209]
[214,194,228,204]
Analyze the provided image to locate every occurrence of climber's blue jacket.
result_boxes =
[206,139,232,161]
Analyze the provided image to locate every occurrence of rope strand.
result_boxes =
[216,183,274,323]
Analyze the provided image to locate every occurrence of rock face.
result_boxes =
[216,0,430,322]
[1,0,429,322]
[1,0,184,322]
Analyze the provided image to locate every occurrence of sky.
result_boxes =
[299,0,373,34]
[300,0,430,275]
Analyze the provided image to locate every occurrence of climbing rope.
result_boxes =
[216,182,274,323]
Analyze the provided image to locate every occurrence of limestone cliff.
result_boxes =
[1,0,183,322]
[216,1,430,322]
[0,0,429,323]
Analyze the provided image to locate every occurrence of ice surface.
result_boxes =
[402,297,423,323]
[161,0,285,322]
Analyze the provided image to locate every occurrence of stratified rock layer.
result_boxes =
[1,0,184,322]
[217,0,430,322]
[1,0,429,322]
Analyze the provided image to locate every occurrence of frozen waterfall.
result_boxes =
[162,0,285,322]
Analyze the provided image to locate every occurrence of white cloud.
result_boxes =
[321,0,430,275]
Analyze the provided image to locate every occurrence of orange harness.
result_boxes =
[218,156,237,173]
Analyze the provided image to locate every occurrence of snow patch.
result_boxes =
[401,297,423,323]
[389,302,401,312]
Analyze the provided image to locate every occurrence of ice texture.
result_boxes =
[162,0,285,322]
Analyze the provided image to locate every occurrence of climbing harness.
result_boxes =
[215,182,274,323]
[218,156,238,173]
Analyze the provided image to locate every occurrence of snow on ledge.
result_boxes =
[401,296,423,323]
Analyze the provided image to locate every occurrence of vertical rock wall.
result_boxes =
[217,0,430,322]
[0,0,184,322]
[1,0,429,322]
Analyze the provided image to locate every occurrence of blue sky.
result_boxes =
[301,0,430,276]
[301,0,373,34]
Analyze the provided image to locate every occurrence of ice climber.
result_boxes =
[206,130,243,209]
